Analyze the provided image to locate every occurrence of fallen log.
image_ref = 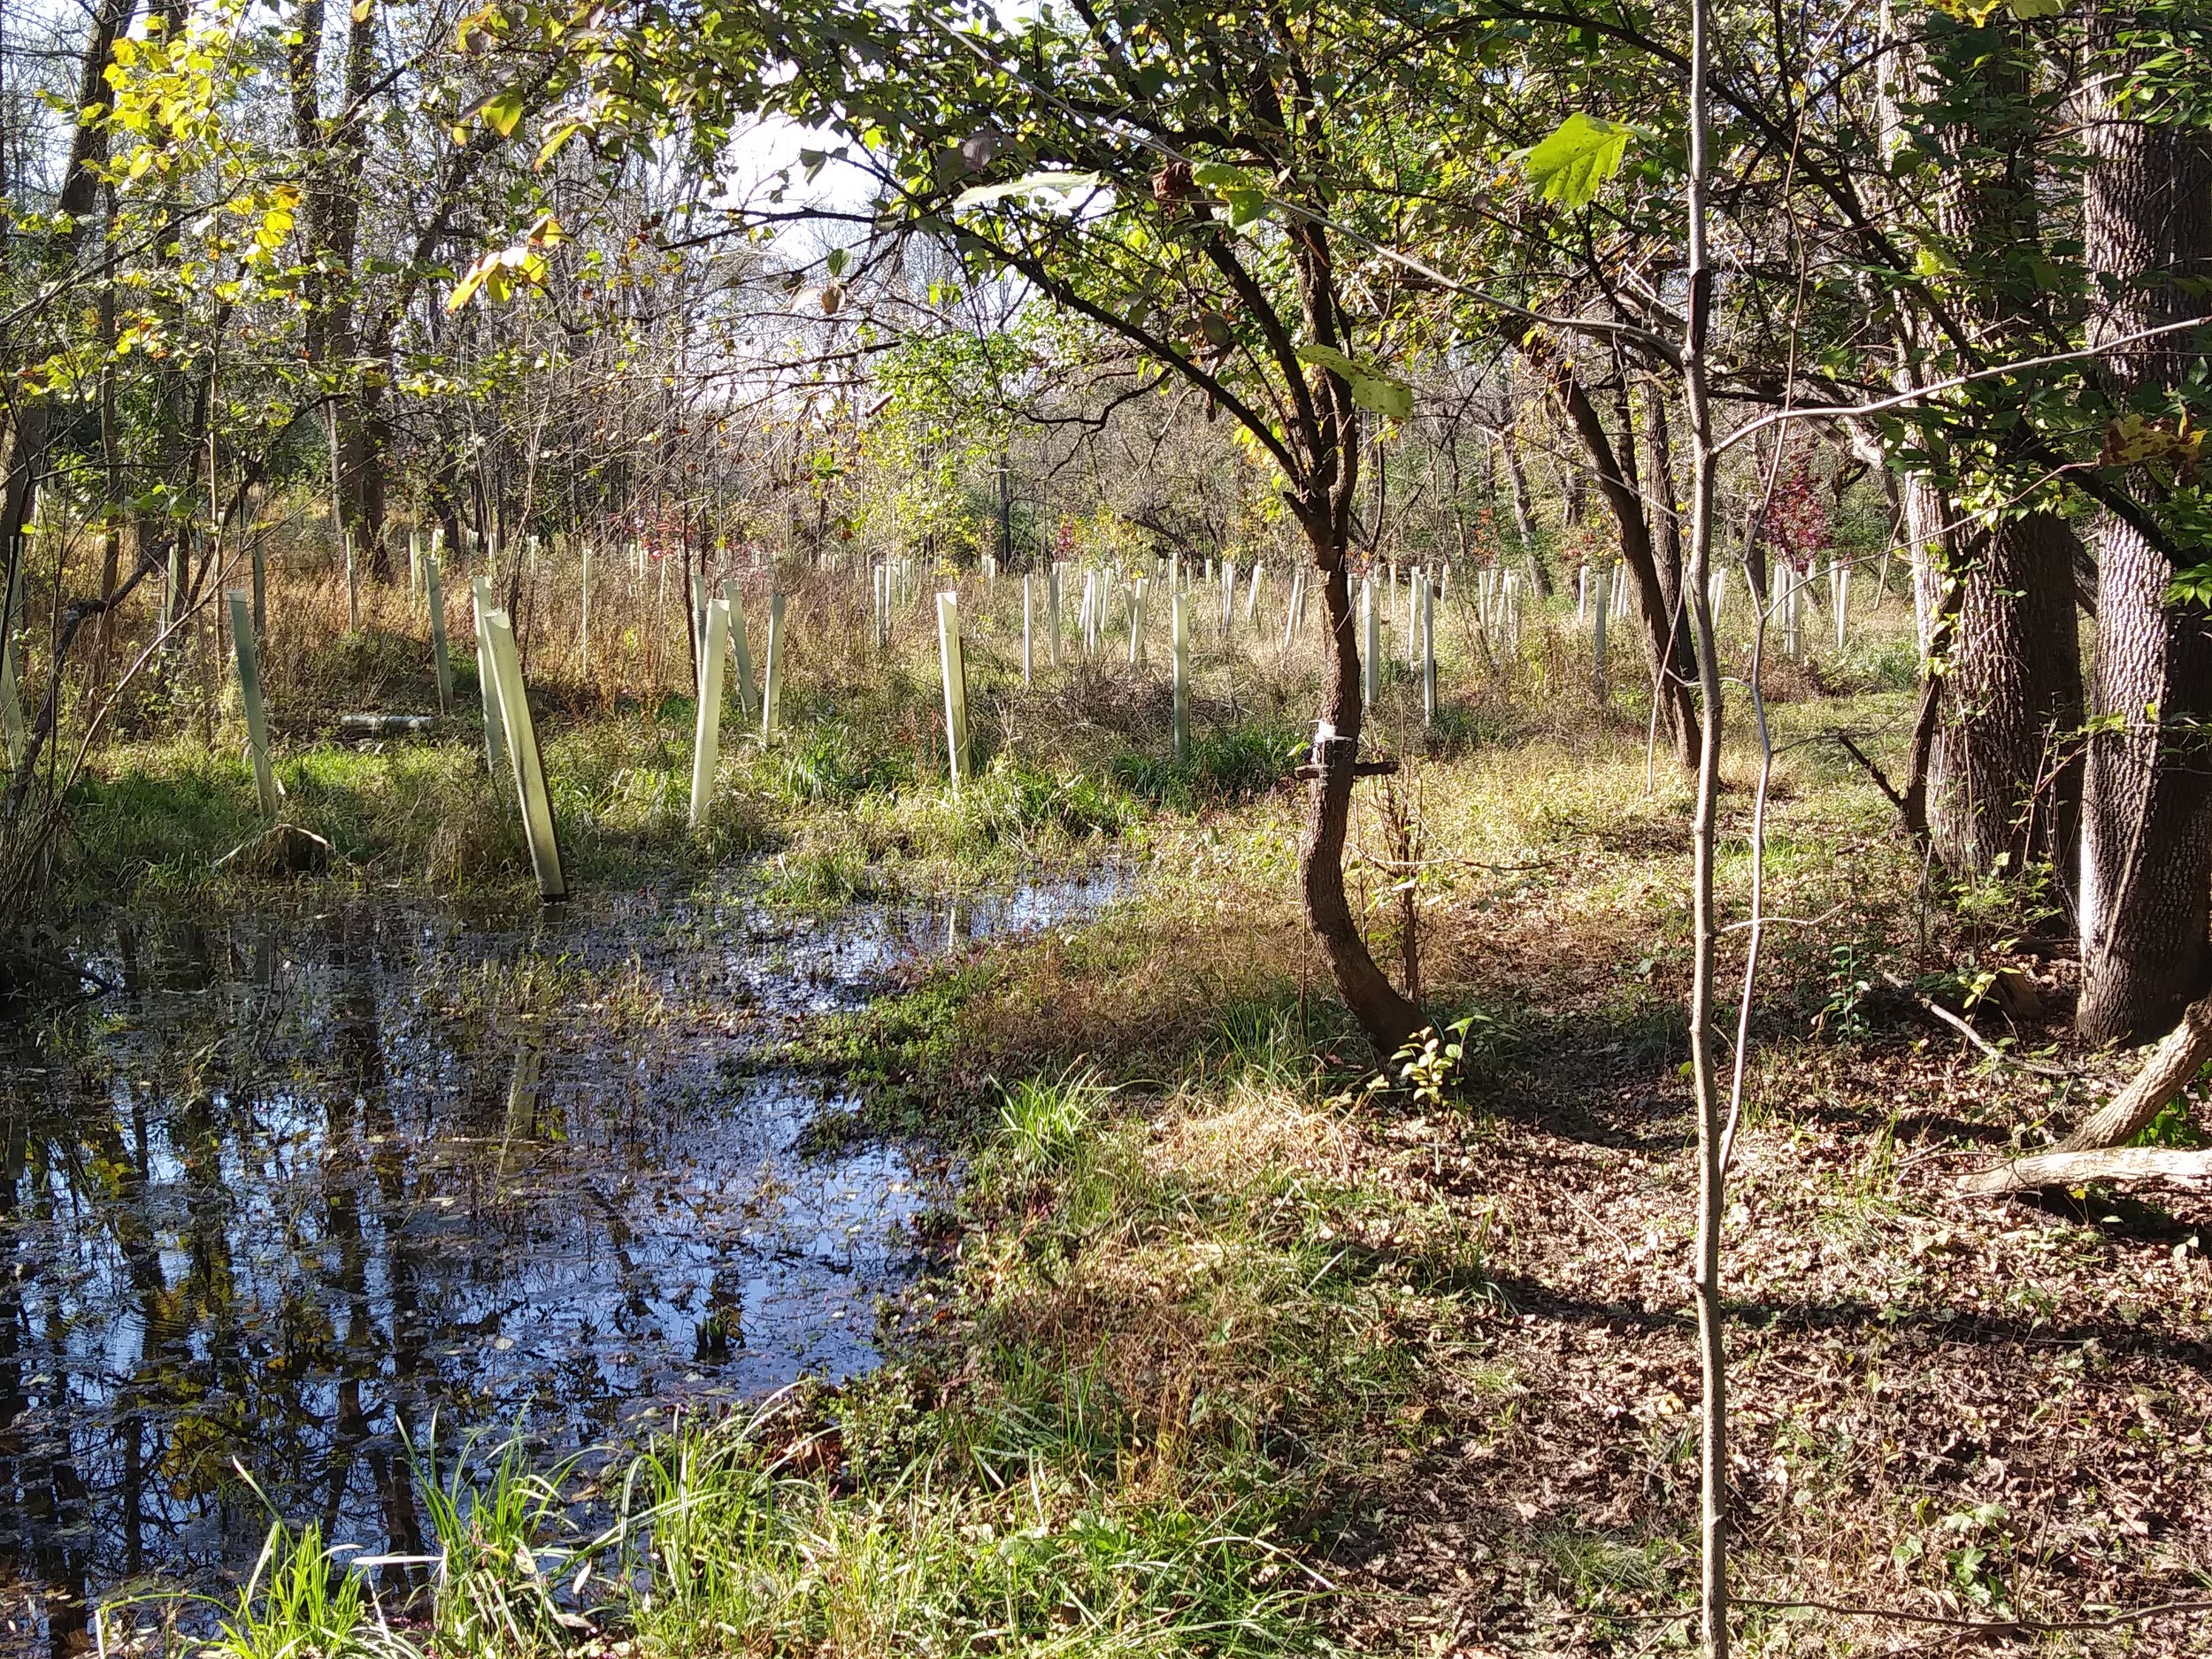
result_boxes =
[1958,1147,2212,1197]
[1959,987,2212,1196]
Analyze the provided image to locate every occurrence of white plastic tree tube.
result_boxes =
[689,595,729,830]
[580,545,593,671]
[1022,573,1034,686]
[761,590,786,738]
[227,590,280,824]
[471,576,506,774]
[426,548,454,715]
[481,608,568,901]
[1421,572,1438,726]
[938,590,970,791]
[724,580,757,719]
[1362,576,1379,708]
[1048,561,1064,665]
[1171,589,1190,762]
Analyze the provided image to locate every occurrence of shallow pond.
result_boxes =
[0,871,1118,1645]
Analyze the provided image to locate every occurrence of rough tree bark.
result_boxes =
[2077,9,2212,1045]
[1914,12,2085,893]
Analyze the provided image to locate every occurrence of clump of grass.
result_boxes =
[411,1425,579,1656]
[991,1063,1115,1171]
[203,1521,374,1659]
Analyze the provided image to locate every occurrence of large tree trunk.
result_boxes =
[2077,13,2212,1045]
[1926,513,2084,886]
[1909,13,2086,893]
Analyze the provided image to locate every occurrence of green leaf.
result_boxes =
[478,85,525,137]
[1296,343,1413,419]
[2007,0,2065,17]
[1519,112,1632,209]
[952,171,1102,208]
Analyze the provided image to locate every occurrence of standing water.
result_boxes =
[0,872,1117,1641]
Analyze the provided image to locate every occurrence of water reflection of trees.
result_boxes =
[0,889,948,1641]
[0,905,648,1620]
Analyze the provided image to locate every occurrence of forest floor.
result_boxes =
[18,634,2212,1657]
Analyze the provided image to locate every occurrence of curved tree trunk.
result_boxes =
[2077,24,2212,1045]
[1300,520,1423,1056]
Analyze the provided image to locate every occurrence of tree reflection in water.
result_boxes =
[0,875,1115,1644]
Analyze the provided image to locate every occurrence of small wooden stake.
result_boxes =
[761,589,786,739]
[938,590,970,791]
[472,575,507,774]
[689,595,729,830]
[228,590,280,824]
[481,608,568,901]
[426,545,454,715]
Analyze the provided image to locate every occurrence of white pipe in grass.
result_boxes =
[1833,558,1849,653]
[1022,573,1034,687]
[724,581,758,720]
[1220,559,1236,633]
[1243,561,1263,621]
[1281,566,1302,650]
[689,595,729,831]
[227,591,280,824]
[481,608,568,902]
[761,589,786,738]
[409,530,422,599]
[938,591,970,791]
[1361,576,1379,708]
[425,548,454,716]
[1048,561,1064,666]
[1128,577,1148,667]
[471,576,507,774]
[1171,589,1190,762]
